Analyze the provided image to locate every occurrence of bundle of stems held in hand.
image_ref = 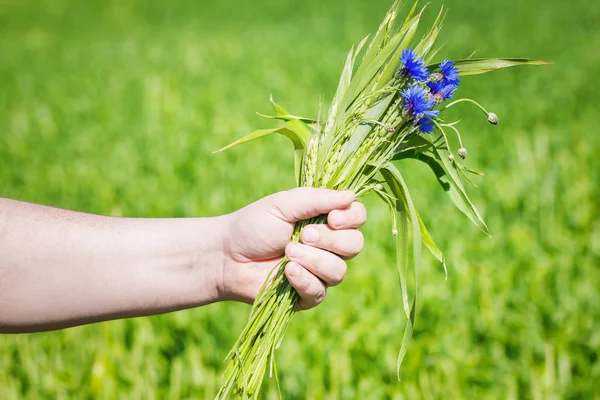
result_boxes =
[215,1,546,398]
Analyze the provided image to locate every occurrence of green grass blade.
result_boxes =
[416,212,447,279]
[380,162,422,378]
[256,113,316,124]
[337,22,410,119]
[214,127,305,186]
[324,46,355,137]
[380,168,410,319]
[394,141,489,235]
[269,95,312,144]
[430,58,550,76]
[360,0,402,73]
[342,93,396,160]
[414,7,445,61]
[373,9,423,91]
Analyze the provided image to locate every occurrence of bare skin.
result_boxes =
[0,188,367,333]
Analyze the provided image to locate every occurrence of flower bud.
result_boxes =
[375,183,383,190]
[487,112,499,125]
[448,154,455,162]
[386,124,395,133]
[458,147,467,160]
[429,72,443,82]
[392,229,398,237]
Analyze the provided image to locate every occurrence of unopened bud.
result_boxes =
[392,229,398,237]
[448,154,455,162]
[458,147,467,160]
[434,94,445,106]
[429,72,443,82]
[487,112,499,125]
[386,124,395,133]
[375,183,383,190]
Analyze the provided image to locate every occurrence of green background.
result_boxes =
[1,0,599,398]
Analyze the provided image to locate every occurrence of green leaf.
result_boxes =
[382,171,411,320]
[430,58,550,76]
[214,127,305,186]
[360,0,401,73]
[256,113,316,124]
[414,6,445,62]
[337,18,413,119]
[354,34,371,64]
[417,212,447,279]
[342,93,396,160]
[380,162,421,377]
[402,0,419,26]
[325,46,355,134]
[269,95,312,144]
[373,9,424,91]
[393,133,489,235]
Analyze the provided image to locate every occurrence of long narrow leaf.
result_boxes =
[215,127,305,185]
[417,212,447,279]
[373,9,424,91]
[430,57,550,76]
[380,162,422,377]
[394,142,489,235]
[256,113,316,124]
[269,95,312,144]
[342,93,396,159]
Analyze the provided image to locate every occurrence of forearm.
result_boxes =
[0,198,227,333]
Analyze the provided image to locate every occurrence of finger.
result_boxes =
[327,201,367,230]
[285,242,346,286]
[270,188,355,223]
[285,262,327,310]
[300,225,364,259]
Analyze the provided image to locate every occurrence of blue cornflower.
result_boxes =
[418,109,439,133]
[418,119,435,133]
[428,80,458,101]
[427,60,460,101]
[439,60,459,85]
[400,49,430,82]
[401,85,435,117]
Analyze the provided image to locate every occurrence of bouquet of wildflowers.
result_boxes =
[215,2,545,398]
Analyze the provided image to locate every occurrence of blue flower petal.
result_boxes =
[400,85,435,117]
[400,49,430,82]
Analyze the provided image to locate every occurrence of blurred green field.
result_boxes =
[1,0,599,398]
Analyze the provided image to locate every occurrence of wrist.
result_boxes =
[184,214,230,306]
[129,215,230,311]
[214,210,255,303]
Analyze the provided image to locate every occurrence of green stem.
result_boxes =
[216,215,327,400]
[441,98,491,116]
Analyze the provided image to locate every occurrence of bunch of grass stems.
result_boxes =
[217,19,416,398]
[215,0,545,397]
[217,3,437,399]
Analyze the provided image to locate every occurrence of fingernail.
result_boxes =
[287,243,302,258]
[287,263,299,277]
[302,227,319,243]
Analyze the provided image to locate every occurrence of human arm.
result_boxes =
[0,188,366,333]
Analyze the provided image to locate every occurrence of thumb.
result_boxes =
[270,188,355,223]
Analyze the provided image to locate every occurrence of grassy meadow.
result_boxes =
[1,0,599,398]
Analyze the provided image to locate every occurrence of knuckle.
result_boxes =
[298,275,311,292]
[322,226,337,246]
[331,261,347,285]
[308,247,321,268]
[294,187,312,198]
[313,287,326,305]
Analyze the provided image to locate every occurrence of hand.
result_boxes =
[219,188,367,310]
